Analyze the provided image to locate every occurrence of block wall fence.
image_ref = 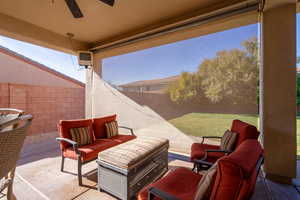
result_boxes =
[121,91,259,120]
[0,83,85,135]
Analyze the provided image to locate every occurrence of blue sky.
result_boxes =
[1,14,300,85]
[103,24,259,85]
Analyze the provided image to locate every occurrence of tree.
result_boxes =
[166,37,259,105]
[166,72,202,104]
[199,38,258,104]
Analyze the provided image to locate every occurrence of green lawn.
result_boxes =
[169,113,300,155]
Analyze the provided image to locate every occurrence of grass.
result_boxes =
[169,113,300,155]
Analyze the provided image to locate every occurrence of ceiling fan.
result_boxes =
[65,0,115,18]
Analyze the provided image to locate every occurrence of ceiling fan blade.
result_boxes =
[99,0,115,7]
[65,0,83,18]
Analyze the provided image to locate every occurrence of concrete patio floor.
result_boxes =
[1,135,299,200]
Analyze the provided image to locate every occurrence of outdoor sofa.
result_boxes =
[56,114,136,185]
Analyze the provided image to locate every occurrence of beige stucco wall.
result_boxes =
[261,2,297,183]
[0,52,82,88]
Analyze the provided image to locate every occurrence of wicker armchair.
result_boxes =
[0,112,32,200]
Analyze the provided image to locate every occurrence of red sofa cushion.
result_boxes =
[64,139,117,162]
[97,134,136,144]
[137,168,202,200]
[191,143,224,163]
[231,120,260,148]
[210,139,263,200]
[58,119,95,150]
[93,115,117,139]
[64,134,136,162]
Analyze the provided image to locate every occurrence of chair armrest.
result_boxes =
[118,126,135,136]
[56,137,77,145]
[202,136,222,139]
[19,114,33,121]
[201,136,222,143]
[0,108,24,116]
[256,155,264,172]
[56,137,80,155]
[148,187,180,200]
[205,149,232,154]
[193,159,214,167]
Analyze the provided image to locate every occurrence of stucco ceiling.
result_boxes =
[1,0,293,55]
[0,0,246,44]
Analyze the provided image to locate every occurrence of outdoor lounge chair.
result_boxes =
[0,113,33,200]
[138,139,264,200]
[191,120,260,172]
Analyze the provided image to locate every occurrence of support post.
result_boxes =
[260,2,297,184]
[85,55,102,118]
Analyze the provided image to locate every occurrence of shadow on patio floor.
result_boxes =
[9,138,300,200]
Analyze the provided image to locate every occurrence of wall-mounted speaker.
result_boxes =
[77,51,93,67]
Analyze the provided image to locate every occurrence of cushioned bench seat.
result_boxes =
[98,137,169,169]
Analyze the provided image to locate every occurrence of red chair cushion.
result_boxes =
[58,119,95,150]
[63,134,136,162]
[210,140,263,200]
[191,143,224,163]
[137,168,202,200]
[231,120,259,148]
[93,115,117,139]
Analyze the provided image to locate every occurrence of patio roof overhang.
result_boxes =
[0,0,295,57]
[0,0,259,56]
[0,0,295,56]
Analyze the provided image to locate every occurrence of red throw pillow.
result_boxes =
[93,115,117,139]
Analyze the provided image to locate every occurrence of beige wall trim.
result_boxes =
[264,0,297,11]
[0,12,90,54]
[91,0,260,54]
[92,11,258,59]
[92,0,252,50]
